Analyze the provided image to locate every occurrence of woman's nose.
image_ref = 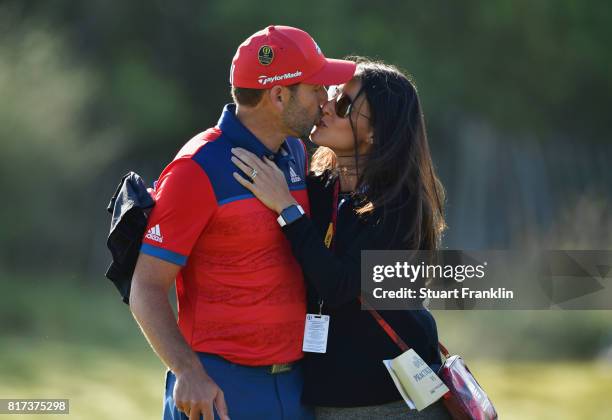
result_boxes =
[321,98,335,115]
[317,86,328,106]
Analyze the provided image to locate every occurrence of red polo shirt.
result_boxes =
[141,104,309,366]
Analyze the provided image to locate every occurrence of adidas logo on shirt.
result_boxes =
[145,224,163,243]
[289,166,301,183]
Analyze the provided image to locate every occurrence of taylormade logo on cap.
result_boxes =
[258,71,303,86]
[231,25,356,89]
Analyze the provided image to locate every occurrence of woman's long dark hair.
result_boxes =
[311,58,446,249]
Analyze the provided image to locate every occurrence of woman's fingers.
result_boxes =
[232,148,264,171]
[233,172,255,192]
[263,156,289,180]
[231,149,280,183]
[230,156,256,178]
[231,153,274,182]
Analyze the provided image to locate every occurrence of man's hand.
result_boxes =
[129,253,230,420]
[173,367,229,420]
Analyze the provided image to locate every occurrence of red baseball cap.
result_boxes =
[230,25,356,89]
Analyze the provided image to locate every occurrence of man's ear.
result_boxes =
[268,85,285,112]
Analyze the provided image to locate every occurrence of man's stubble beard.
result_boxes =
[281,96,318,139]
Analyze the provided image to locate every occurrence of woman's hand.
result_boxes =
[231,147,298,214]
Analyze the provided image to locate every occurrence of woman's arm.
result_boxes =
[281,214,376,306]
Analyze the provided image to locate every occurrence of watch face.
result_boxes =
[282,205,303,225]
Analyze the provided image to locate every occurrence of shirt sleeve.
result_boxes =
[140,157,216,266]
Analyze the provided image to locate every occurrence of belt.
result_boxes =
[195,353,296,375]
[267,362,293,375]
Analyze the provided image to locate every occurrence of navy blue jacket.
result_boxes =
[283,171,442,407]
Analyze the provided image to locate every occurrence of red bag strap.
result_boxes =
[438,341,451,358]
[359,296,451,359]
[358,295,411,352]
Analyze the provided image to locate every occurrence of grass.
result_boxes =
[468,360,612,420]
[1,340,611,419]
[0,337,162,419]
[1,274,612,419]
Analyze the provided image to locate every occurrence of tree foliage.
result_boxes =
[1,0,610,271]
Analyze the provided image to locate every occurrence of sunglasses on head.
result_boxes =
[327,85,370,120]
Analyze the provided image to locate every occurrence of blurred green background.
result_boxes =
[1,1,611,419]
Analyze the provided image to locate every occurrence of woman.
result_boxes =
[231,58,450,419]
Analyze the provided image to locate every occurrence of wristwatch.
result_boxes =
[277,204,305,227]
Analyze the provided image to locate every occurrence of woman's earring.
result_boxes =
[368,136,374,144]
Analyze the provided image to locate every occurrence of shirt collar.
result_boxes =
[217,104,296,162]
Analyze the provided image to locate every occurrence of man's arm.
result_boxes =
[130,253,229,420]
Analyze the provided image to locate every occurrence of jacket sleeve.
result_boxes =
[281,214,381,307]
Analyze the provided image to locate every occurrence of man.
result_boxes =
[130,25,356,420]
